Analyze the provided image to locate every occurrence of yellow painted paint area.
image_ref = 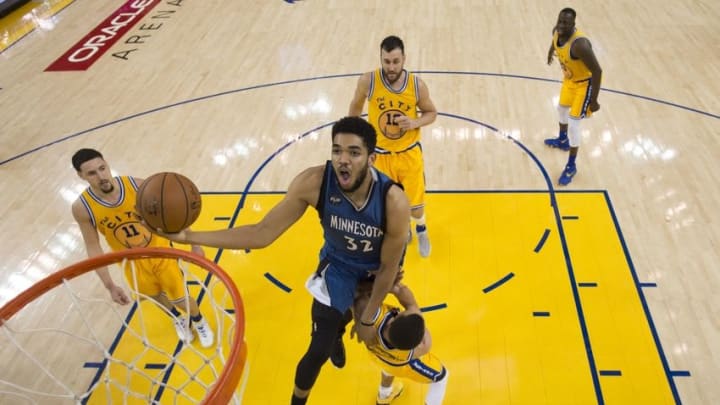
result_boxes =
[0,0,75,52]
[90,191,676,404]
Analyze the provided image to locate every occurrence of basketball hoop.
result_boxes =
[0,248,246,404]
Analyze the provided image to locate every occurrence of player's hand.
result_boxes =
[547,50,554,65]
[589,101,600,113]
[395,115,416,130]
[108,285,131,305]
[355,323,377,345]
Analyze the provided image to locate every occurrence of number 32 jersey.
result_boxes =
[317,161,403,273]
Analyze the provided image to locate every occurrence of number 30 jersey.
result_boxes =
[78,176,170,251]
[317,161,403,273]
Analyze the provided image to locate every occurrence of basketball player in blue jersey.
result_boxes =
[154,117,411,405]
[544,8,603,185]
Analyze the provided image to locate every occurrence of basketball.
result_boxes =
[135,172,202,233]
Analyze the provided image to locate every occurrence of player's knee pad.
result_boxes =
[557,105,570,125]
[568,117,581,147]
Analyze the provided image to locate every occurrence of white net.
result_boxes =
[0,249,246,405]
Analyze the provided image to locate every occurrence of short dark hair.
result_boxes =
[387,313,425,350]
[72,148,104,171]
[331,116,377,153]
[560,7,576,18]
[380,35,404,54]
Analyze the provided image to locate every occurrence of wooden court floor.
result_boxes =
[1,0,719,404]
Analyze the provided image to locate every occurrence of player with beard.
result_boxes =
[71,148,214,347]
[349,35,437,258]
[152,117,411,405]
[544,8,603,185]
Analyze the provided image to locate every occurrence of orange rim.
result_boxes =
[0,247,246,404]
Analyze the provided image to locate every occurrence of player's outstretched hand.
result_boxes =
[109,285,131,305]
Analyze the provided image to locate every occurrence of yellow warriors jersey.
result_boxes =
[367,69,420,152]
[367,304,415,366]
[78,176,170,251]
[553,28,592,82]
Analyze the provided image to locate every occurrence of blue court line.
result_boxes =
[225,308,236,314]
[670,370,691,377]
[599,370,622,376]
[578,282,598,287]
[640,282,658,288]
[186,280,200,285]
[214,216,231,221]
[82,303,138,404]
[144,363,167,370]
[264,272,292,293]
[603,191,681,402]
[562,216,579,220]
[420,303,448,312]
[82,362,103,369]
[482,273,515,294]
[533,311,551,317]
[534,229,551,253]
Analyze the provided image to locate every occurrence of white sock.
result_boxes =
[378,385,393,398]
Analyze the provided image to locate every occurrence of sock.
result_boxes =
[559,129,568,141]
[378,385,393,399]
[291,394,308,405]
[170,307,182,318]
[414,214,427,233]
[568,154,577,167]
[190,313,203,323]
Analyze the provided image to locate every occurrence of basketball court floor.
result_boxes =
[1,1,718,404]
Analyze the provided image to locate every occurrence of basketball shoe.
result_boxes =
[544,136,570,151]
[376,381,404,405]
[330,337,346,368]
[193,318,215,348]
[558,164,577,186]
[173,317,194,344]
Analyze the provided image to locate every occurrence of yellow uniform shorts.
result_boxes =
[559,78,594,119]
[373,143,425,210]
[372,352,446,384]
[123,257,187,302]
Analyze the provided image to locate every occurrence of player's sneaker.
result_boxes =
[329,337,346,368]
[417,230,431,257]
[558,164,577,186]
[376,381,404,405]
[544,137,570,151]
[173,317,194,344]
[193,318,215,348]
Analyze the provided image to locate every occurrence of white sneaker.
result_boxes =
[173,317,194,343]
[417,230,431,257]
[193,318,215,348]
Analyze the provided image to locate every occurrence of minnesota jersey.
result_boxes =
[367,304,414,366]
[78,176,170,251]
[367,68,420,152]
[317,161,403,273]
[553,28,592,82]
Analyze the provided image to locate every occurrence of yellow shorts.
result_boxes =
[559,79,594,119]
[373,144,425,210]
[372,352,446,384]
[123,257,188,302]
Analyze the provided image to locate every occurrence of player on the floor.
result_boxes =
[352,282,448,404]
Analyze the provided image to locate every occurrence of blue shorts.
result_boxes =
[305,260,373,313]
